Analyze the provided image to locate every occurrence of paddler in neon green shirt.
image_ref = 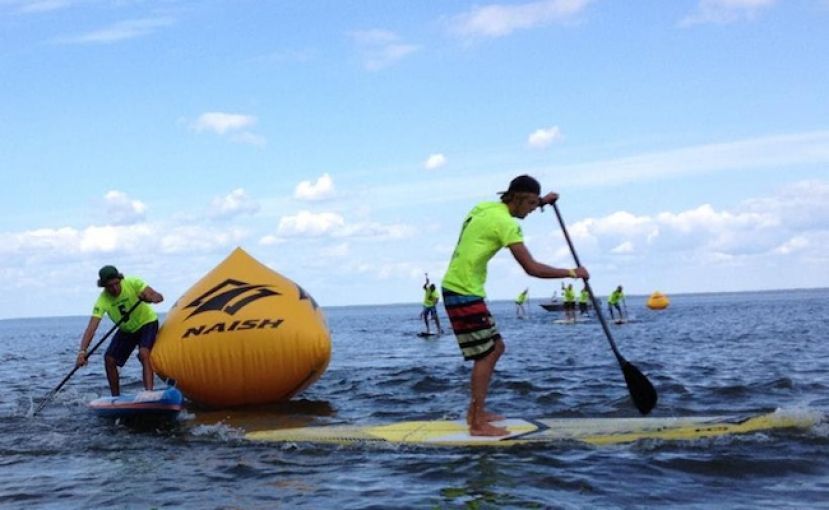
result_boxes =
[75,265,164,396]
[578,286,590,316]
[563,283,577,322]
[442,175,590,436]
[421,274,443,335]
[515,288,529,319]
[608,285,625,322]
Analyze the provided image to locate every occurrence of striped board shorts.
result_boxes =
[442,288,501,361]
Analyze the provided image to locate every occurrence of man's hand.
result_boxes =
[139,287,164,304]
[539,192,559,207]
[575,266,590,279]
[76,351,88,367]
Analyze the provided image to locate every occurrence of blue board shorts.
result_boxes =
[422,305,437,318]
[105,320,159,367]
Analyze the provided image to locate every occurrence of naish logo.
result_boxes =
[183,317,284,339]
[182,278,283,339]
[185,279,280,319]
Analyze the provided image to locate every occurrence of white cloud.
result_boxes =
[611,241,635,254]
[0,220,247,260]
[742,180,829,230]
[448,0,591,39]
[568,181,829,262]
[294,173,335,201]
[349,29,419,70]
[0,223,155,257]
[278,211,345,237]
[103,190,147,225]
[55,17,174,44]
[273,210,413,240]
[80,224,153,253]
[527,126,563,149]
[191,112,265,146]
[773,236,809,255]
[192,112,256,135]
[210,188,260,219]
[258,234,284,246]
[158,226,246,254]
[424,153,447,170]
[336,222,413,239]
[681,0,776,26]
[230,132,267,147]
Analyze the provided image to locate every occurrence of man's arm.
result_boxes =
[76,316,101,367]
[139,286,164,304]
[509,242,589,279]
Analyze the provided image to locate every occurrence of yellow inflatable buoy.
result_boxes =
[151,247,331,407]
[647,291,670,310]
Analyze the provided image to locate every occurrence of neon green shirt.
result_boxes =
[579,289,589,303]
[515,290,528,304]
[608,289,624,305]
[442,201,523,297]
[563,287,576,303]
[423,287,439,307]
[91,276,157,333]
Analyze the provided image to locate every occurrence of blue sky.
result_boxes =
[1,0,828,319]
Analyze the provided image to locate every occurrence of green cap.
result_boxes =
[97,265,124,287]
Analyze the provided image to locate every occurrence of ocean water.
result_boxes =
[2,289,828,509]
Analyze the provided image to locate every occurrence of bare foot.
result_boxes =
[467,410,506,425]
[482,411,505,422]
[469,422,510,436]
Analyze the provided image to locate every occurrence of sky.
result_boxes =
[1,0,828,319]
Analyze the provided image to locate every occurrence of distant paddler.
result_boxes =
[515,288,529,319]
[563,283,577,322]
[75,265,164,396]
[442,175,589,436]
[608,285,626,323]
[578,286,590,316]
[421,274,443,335]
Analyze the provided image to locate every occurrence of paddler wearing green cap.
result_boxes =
[75,265,164,396]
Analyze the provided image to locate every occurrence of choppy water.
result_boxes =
[2,289,828,509]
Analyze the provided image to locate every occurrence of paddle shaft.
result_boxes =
[551,203,626,364]
[34,300,143,415]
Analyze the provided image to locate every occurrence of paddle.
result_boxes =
[33,300,143,415]
[552,203,658,415]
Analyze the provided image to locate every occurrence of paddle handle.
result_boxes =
[34,300,143,415]
[552,203,626,364]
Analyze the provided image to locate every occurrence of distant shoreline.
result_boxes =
[5,286,826,322]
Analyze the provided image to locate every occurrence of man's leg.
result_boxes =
[105,355,120,396]
[432,311,443,334]
[138,347,154,391]
[135,321,160,390]
[422,309,430,333]
[468,339,507,436]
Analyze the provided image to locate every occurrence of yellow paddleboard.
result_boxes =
[246,409,821,447]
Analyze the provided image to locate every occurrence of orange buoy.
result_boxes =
[151,247,331,407]
[646,291,670,310]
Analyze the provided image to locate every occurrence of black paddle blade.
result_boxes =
[622,361,657,415]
